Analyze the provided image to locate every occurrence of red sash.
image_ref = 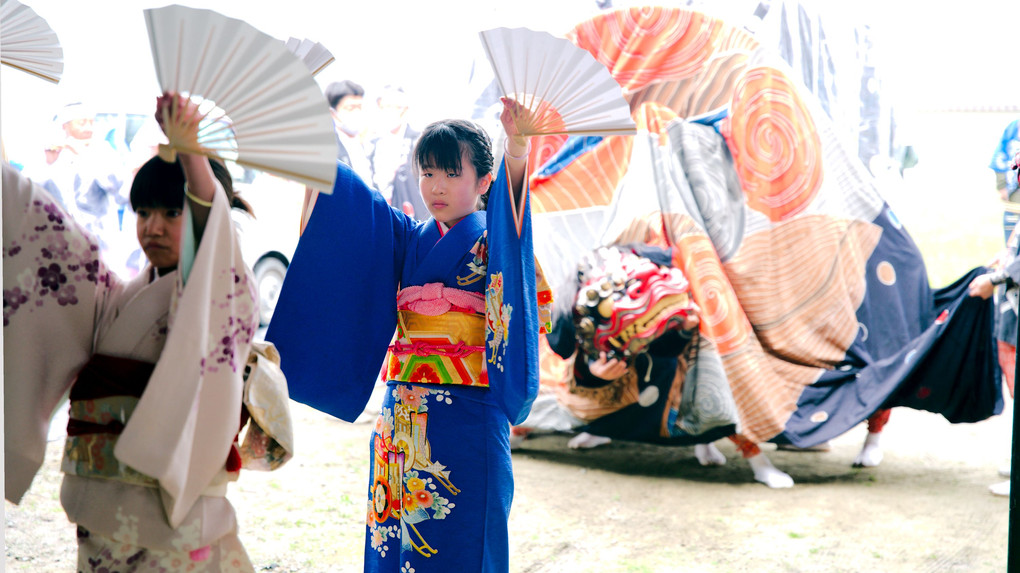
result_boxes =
[67,354,154,436]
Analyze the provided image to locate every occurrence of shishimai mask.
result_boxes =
[573,246,695,362]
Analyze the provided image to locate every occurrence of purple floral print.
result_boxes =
[3,196,109,326]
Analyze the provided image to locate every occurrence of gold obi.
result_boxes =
[62,354,159,488]
[63,395,159,488]
[386,309,488,387]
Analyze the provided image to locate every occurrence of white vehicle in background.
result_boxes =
[229,167,305,326]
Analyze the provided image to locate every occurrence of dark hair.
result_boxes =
[130,155,253,215]
[325,80,365,109]
[413,119,494,205]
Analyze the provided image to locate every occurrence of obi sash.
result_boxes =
[63,352,249,489]
[63,354,158,487]
[387,282,487,386]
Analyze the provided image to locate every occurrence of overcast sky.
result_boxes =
[3,0,1016,158]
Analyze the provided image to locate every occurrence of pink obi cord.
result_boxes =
[389,340,484,358]
[396,283,485,316]
[190,546,211,562]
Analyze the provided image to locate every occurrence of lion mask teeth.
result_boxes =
[573,248,694,362]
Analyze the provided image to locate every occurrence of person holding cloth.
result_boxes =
[267,97,551,572]
[971,149,1020,497]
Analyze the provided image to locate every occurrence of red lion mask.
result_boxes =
[573,247,695,362]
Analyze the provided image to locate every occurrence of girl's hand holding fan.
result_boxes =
[480,26,635,138]
[499,96,529,158]
[155,91,202,163]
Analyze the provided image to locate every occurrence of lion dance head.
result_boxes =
[573,246,696,362]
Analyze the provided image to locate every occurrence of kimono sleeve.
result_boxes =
[3,162,110,502]
[239,341,294,471]
[485,158,541,425]
[266,162,414,422]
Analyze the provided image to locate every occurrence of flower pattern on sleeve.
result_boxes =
[197,267,258,376]
[3,196,110,326]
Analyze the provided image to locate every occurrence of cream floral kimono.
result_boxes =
[3,162,291,571]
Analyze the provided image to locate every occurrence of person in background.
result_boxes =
[20,101,138,277]
[369,85,426,219]
[299,80,378,233]
[325,79,374,183]
[971,149,1020,497]
[989,121,1020,391]
[992,119,1020,243]
[42,103,127,229]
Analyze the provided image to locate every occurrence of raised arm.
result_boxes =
[499,97,531,206]
[155,92,217,237]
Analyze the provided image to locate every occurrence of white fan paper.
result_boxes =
[145,5,338,193]
[0,0,63,83]
[479,27,636,137]
[284,37,334,77]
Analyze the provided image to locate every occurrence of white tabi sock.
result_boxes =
[694,443,727,466]
[989,480,1010,497]
[747,453,794,488]
[567,432,612,449]
[853,431,883,467]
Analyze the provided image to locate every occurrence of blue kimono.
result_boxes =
[267,161,541,572]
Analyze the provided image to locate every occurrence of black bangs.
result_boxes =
[129,156,246,214]
[130,155,186,211]
[411,119,495,208]
[414,122,467,173]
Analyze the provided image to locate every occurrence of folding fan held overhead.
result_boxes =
[0,0,63,83]
[479,27,636,137]
[284,37,334,77]
[144,5,338,193]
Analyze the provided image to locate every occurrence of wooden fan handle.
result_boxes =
[157,143,177,163]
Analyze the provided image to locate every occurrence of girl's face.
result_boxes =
[136,206,184,271]
[419,149,492,227]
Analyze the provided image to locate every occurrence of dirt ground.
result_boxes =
[5,397,1012,573]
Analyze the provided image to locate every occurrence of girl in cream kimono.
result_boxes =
[3,93,286,572]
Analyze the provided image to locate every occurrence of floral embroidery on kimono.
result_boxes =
[457,231,488,286]
[3,194,110,327]
[485,272,512,371]
[368,387,458,560]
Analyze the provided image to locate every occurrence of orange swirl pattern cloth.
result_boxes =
[530,6,888,444]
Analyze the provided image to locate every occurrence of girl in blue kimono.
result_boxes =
[267,99,549,572]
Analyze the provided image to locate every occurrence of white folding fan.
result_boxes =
[144,5,338,193]
[0,0,63,83]
[284,37,334,77]
[479,27,636,137]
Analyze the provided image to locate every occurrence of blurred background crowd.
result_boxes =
[2,0,1017,324]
